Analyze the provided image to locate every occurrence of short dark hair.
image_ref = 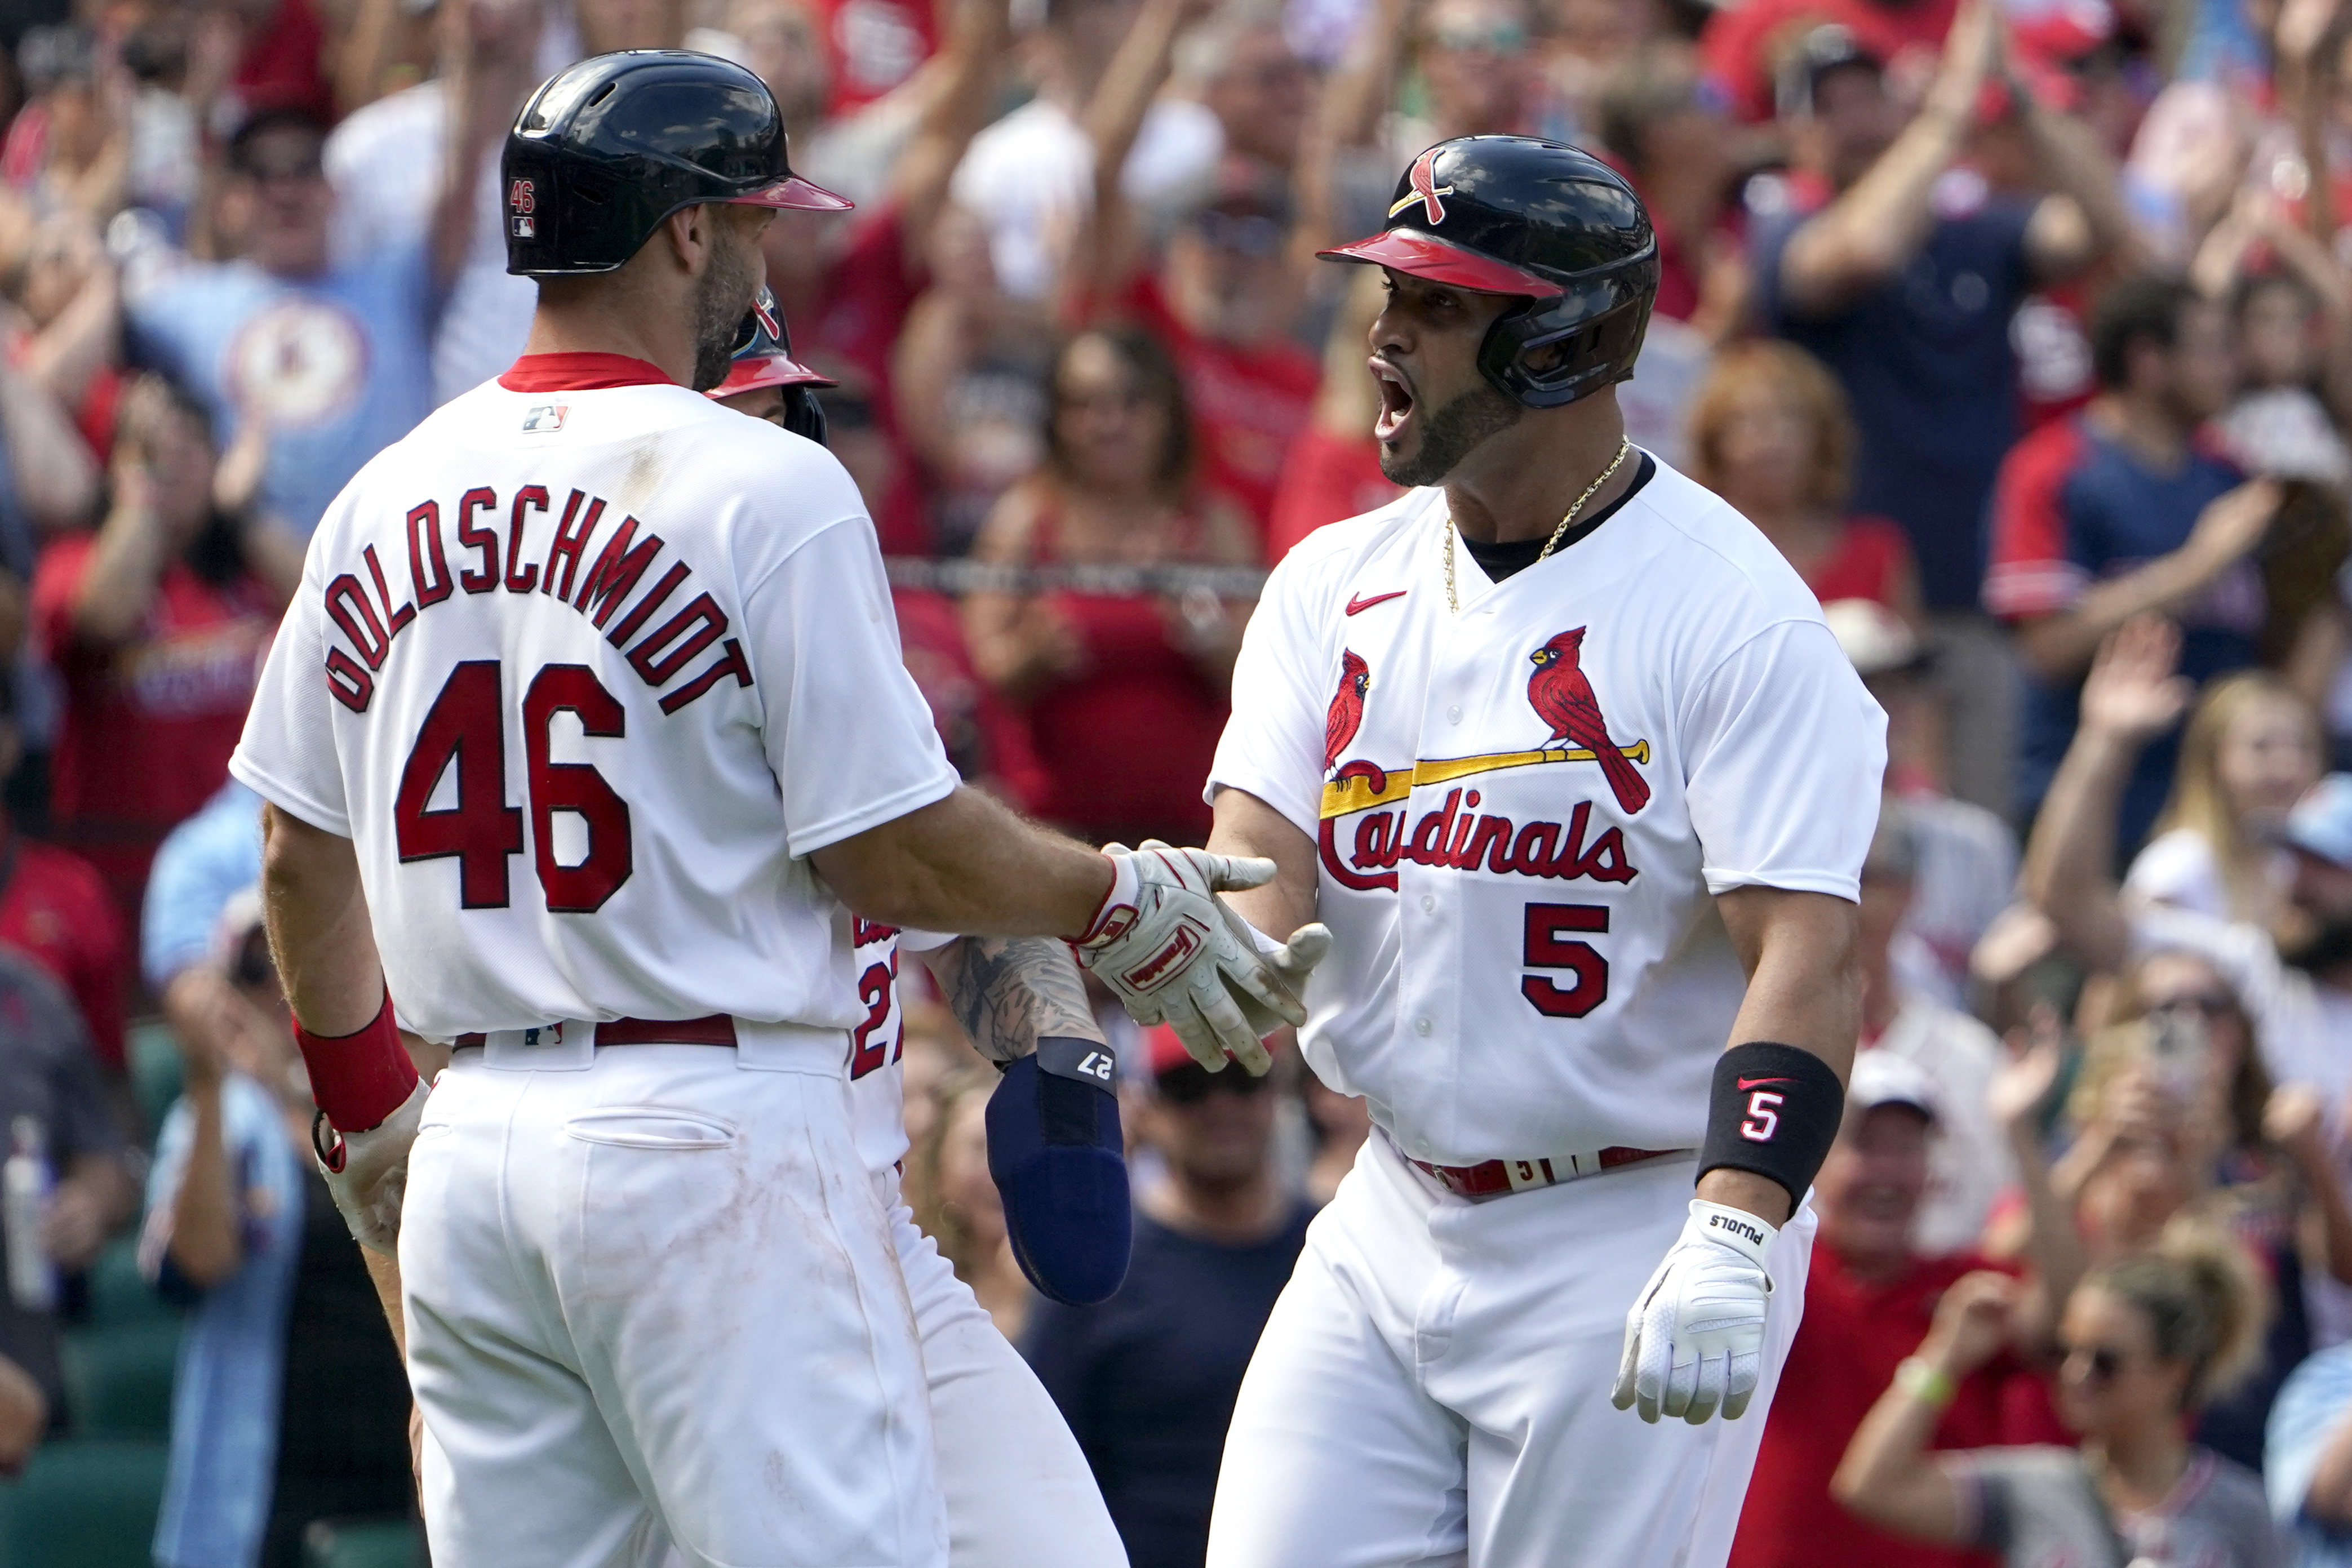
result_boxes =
[2089,274,2200,391]
[227,105,329,174]
[1044,326,1193,496]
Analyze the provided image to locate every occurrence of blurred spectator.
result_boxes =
[1264,265,1399,560]
[2194,211,2352,491]
[1181,5,1314,177]
[218,0,339,127]
[2265,1339,2352,1566]
[909,1068,1035,1339]
[1825,599,2021,1010]
[7,213,125,461]
[31,376,299,931]
[1687,339,1923,624]
[140,890,415,1568]
[141,778,264,1077]
[1594,43,1741,337]
[948,0,1221,303]
[0,1351,42,1474]
[1697,0,1954,125]
[1067,0,1317,535]
[2025,617,2352,1113]
[0,677,126,1071]
[1730,1046,2074,1568]
[1858,806,2015,1255]
[1834,1231,2287,1567]
[1024,1025,1313,1568]
[126,105,438,536]
[963,326,1257,846]
[807,0,935,116]
[1758,3,2129,816]
[1986,276,2278,850]
[325,0,552,405]
[2,27,126,225]
[2126,674,2324,930]
[0,943,131,1432]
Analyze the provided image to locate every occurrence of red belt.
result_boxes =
[452,1014,738,1049]
[1408,1146,1687,1200]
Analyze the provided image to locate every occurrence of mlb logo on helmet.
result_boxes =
[509,177,536,239]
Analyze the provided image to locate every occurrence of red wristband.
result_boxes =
[294,990,419,1133]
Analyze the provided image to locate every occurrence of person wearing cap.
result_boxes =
[1756,0,2132,818]
[2028,615,2352,1113]
[1824,597,2020,1012]
[1730,1047,2076,1568]
[1060,0,1320,535]
[1854,805,2014,1256]
[122,104,441,536]
[1023,1024,1314,1568]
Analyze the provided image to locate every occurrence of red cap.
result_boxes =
[707,351,837,399]
[1143,1024,1196,1078]
[1317,229,1554,296]
[727,174,854,212]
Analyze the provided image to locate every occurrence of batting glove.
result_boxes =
[1612,1200,1776,1425]
[310,1077,430,1255]
[1077,843,1325,1074]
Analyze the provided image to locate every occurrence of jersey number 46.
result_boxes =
[394,659,633,912]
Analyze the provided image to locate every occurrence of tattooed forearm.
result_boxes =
[925,936,1104,1063]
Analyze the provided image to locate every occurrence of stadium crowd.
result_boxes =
[9,0,2352,1557]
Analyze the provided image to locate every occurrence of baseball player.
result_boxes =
[704,307,1131,1568]
[1200,136,1887,1568]
[230,52,1321,1568]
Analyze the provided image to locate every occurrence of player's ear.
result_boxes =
[658,202,714,277]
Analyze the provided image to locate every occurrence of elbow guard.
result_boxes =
[986,1036,1131,1305]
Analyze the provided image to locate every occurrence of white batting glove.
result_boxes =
[310,1077,430,1255]
[1612,1200,1776,1425]
[1077,843,1322,1075]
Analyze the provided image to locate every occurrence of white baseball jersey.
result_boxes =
[1208,456,1885,1165]
[843,916,956,1172]
[230,370,961,1041]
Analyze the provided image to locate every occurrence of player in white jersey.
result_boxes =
[1199,137,1885,1568]
[705,311,1129,1568]
[229,54,1321,1568]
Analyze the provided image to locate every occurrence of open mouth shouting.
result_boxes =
[1371,356,1417,446]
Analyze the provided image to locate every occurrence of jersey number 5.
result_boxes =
[1520,903,1609,1018]
[394,659,634,912]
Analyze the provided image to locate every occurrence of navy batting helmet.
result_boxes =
[503,50,849,277]
[1320,136,1657,409]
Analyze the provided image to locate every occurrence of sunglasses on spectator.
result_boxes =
[2145,992,2233,1020]
[2057,1341,2132,1384]
[1155,1061,1273,1105]
[1429,22,1526,51]
[1191,210,1288,257]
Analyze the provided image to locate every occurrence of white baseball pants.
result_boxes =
[401,1043,948,1568]
[1205,1134,1813,1568]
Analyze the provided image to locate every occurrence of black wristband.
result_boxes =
[1700,1043,1845,1207]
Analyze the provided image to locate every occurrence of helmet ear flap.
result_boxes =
[779,388,828,447]
[1475,266,1659,410]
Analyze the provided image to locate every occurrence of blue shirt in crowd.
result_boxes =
[125,243,435,536]
[1024,1203,1313,1568]
[1984,414,2260,845]
[1754,178,2038,612]
[140,778,263,993]
[2267,1342,2352,1567]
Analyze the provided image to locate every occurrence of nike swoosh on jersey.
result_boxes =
[1345,590,1408,615]
[1736,1077,1790,1091]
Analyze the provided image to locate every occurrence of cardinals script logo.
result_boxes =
[1313,632,1650,893]
[1388,146,1455,225]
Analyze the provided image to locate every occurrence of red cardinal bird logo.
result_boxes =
[1325,650,1371,771]
[1387,146,1455,225]
[1527,628,1650,815]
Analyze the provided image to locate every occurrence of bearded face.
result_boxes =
[689,211,765,393]
[1376,376,1522,487]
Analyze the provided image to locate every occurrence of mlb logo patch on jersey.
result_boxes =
[522,403,567,434]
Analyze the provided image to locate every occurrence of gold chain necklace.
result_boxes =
[1444,437,1634,614]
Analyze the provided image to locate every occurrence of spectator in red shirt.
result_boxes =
[1266,268,1401,561]
[1063,0,1320,538]
[0,678,125,1071]
[1731,1046,2076,1568]
[31,376,300,934]
[962,326,1258,847]
[1687,338,1925,625]
[1698,0,1958,125]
